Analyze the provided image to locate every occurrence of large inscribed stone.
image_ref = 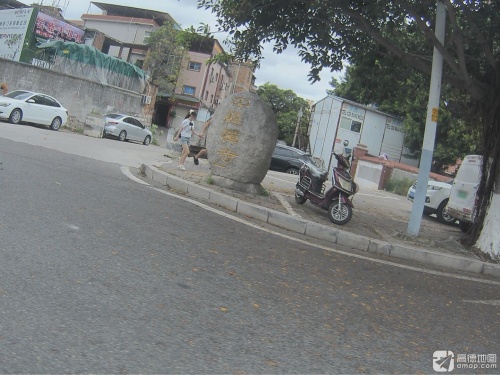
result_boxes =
[206,92,278,194]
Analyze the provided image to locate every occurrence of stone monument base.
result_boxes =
[209,175,266,195]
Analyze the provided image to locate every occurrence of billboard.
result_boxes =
[34,11,84,44]
[0,8,33,61]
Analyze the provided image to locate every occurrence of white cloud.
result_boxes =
[63,0,339,102]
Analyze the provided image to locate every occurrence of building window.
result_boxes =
[183,85,196,96]
[143,31,151,44]
[204,90,209,100]
[188,61,202,71]
[340,117,363,133]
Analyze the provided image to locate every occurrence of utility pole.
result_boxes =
[292,107,303,148]
[407,0,446,236]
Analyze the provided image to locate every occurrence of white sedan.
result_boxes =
[0,90,68,131]
[407,179,456,224]
[103,114,152,146]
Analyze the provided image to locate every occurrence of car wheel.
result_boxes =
[9,108,22,124]
[459,221,473,233]
[118,130,127,142]
[50,117,62,131]
[295,191,307,204]
[286,167,299,175]
[436,199,456,224]
[423,207,433,216]
[143,135,151,146]
[328,199,352,225]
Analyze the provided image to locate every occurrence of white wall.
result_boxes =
[353,160,383,190]
[309,96,342,169]
[334,102,364,155]
[380,117,405,161]
[309,95,409,168]
[359,110,385,156]
[83,19,154,44]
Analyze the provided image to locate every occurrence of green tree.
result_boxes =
[199,0,500,255]
[144,21,190,94]
[256,83,310,147]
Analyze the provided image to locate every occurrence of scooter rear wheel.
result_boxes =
[295,192,307,204]
[328,199,352,225]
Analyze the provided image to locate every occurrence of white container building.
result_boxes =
[308,95,417,169]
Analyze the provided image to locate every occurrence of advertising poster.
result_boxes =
[34,11,84,44]
[0,8,33,61]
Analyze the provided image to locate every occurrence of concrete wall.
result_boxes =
[353,154,451,191]
[354,160,384,190]
[0,58,152,131]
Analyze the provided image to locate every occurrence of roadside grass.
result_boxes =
[151,123,161,146]
[385,177,413,196]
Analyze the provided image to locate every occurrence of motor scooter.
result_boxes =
[294,151,359,225]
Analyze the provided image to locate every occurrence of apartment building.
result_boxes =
[75,2,257,128]
[165,38,256,127]
[80,2,174,67]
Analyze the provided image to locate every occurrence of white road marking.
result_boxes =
[121,166,500,286]
[271,192,301,217]
[462,300,500,306]
[120,166,149,185]
[266,174,297,184]
[357,192,400,200]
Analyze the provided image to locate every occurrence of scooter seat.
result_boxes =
[309,163,328,181]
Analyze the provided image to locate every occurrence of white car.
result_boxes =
[407,179,456,224]
[103,114,152,146]
[0,90,68,130]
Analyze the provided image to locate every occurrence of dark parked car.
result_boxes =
[269,144,317,174]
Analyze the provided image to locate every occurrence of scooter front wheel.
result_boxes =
[328,199,352,225]
[295,191,307,204]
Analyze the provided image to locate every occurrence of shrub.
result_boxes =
[385,177,413,196]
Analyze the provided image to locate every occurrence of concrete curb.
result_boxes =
[140,164,500,279]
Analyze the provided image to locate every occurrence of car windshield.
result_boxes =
[105,114,124,119]
[4,90,33,100]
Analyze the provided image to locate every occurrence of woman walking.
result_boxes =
[174,111,201,170]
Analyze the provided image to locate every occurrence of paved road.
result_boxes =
[1,131,499,373]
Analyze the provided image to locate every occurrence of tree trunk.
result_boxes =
[475,162,500,257]
[472,96,500,259]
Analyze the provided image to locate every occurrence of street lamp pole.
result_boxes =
[407,0,446,236]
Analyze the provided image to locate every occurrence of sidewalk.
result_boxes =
[140,146,500,280]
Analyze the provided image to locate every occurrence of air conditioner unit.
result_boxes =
[141,95,152,105]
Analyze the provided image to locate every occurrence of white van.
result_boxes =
[446,155,482,231]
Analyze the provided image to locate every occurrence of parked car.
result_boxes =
[407,178,456,224]
[269,144,317,174]
[0,90,68,130]
[103,114,152,146]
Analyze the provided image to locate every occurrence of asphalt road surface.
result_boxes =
[0,129,499,373]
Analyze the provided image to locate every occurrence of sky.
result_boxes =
[57,0,340,103]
